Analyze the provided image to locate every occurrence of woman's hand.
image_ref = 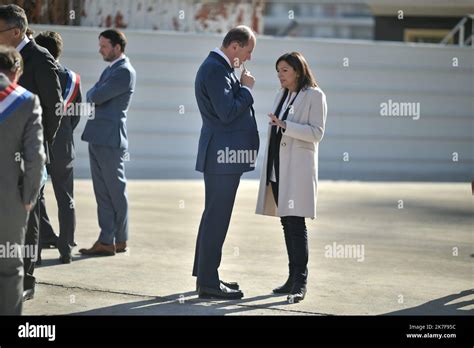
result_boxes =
[268,113,286,129]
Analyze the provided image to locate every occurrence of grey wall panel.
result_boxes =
[31,25,473,181]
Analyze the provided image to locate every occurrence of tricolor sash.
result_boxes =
[63,68,81,111]
[0,83,33,124]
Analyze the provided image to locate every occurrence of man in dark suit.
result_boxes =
[79,29,136,257]
[192,26,259,299]
[0,4,63,301]
[35,31,82,264]
[0,46,45,315]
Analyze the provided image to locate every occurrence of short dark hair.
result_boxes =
[0,45,23,76]
[276,52,318,92]
[35,31,63,60]
[0,4,28,35]
[222,26,254,48]
[99,29,127,52]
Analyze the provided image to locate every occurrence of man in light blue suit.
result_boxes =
[192,26,259,299]
[80,29,136,256]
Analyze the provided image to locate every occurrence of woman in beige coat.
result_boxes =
[255,52,327,303]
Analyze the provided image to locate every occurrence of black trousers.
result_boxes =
[192,173,241,289]
[39,159,76,258]
[271,181,308,285]
[23,185,43,291]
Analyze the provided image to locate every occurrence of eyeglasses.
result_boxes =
[0,27,16,33]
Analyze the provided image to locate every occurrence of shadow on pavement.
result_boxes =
[67,292,318,315]
[36,253,116,268]
[383,289,474,315]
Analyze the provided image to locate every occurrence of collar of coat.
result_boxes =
[109,56,128,70]
[271,87,314,118]
[208,51,235,73]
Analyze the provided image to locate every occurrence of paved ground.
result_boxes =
[23,180,473,316]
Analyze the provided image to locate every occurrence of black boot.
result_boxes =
[273,274,294,294]
[287,283,307,303]
[285,216,308,303]
[273,217,296,294]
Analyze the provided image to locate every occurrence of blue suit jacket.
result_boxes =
[195,52,259,174]
[82,57,136,149]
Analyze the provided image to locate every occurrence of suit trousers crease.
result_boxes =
[192,173,242,289]
[88,144,128,246]
[23,185,44,291]
[39,159,76,258]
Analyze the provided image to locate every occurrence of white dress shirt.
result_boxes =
[16,35,30,52]
[109,54,126,67]
[212,47,253,97]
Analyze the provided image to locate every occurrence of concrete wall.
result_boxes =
[31,25,474,181]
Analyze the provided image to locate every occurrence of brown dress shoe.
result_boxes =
[79,241,115,256]
[115,241,128,253]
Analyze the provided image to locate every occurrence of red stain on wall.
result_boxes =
[4,0,265,32]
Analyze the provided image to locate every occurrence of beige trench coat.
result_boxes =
[255,86,327,219]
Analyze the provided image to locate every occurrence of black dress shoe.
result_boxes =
[22,288,35,302]
[287,284,307,304]
[273,278,293,294]
[196,280,239,292]
[198,283,244,300]
[59,255,72,264]
[221,280,239,290]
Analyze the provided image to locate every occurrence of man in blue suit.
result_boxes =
[79,29,136,256]
[192,26,259,299]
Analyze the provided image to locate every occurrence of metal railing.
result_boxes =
[440,14,474,46]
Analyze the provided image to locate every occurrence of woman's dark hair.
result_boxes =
[99,29,127,52]
[275,52,318,91]
[0,45,23,76]
[35,31,63,60]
